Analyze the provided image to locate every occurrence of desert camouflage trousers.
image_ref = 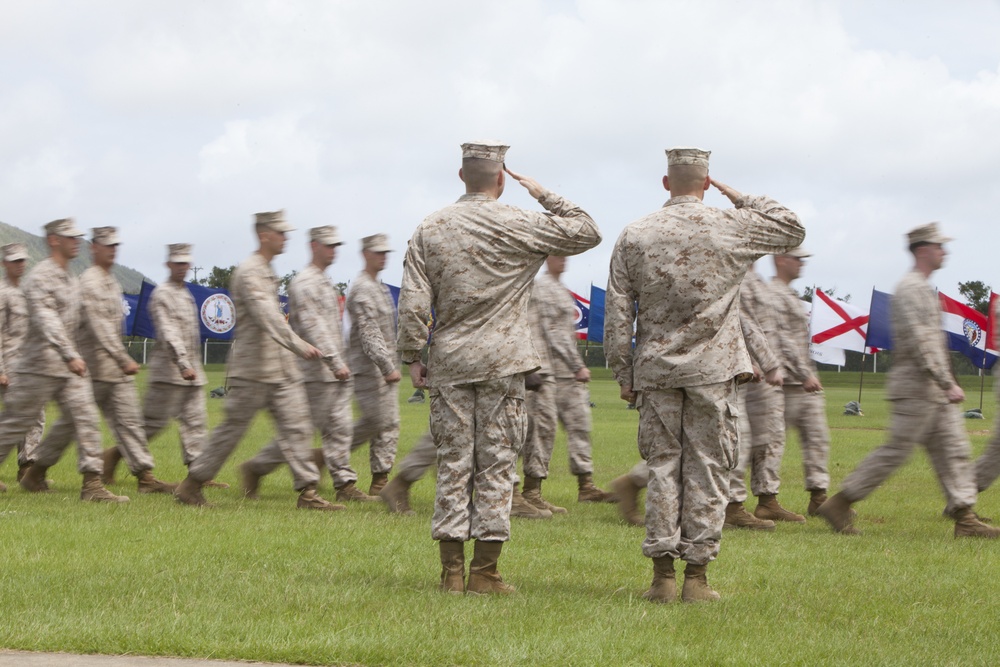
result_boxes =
[190,378,319,491]
[0,373,103,474]
[350,372,400,475]
[841,398,977,514]
[44,379,156,474]
[639,381,738,565]
[0,382,45,467]
[143,382,207,466]
[430,374,526,542]
[523,376,594,478]
[783,384,830,491]
[397,432,436,483]
[305,380,358,487]
[729,381,785,502]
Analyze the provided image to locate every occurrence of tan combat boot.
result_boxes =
[439,540,466,594]
[100,447,123,486]
[297,485,345,511]
[522,475,567,514]
[379,476,416,515]
[641,556,677,603]
[19,464,51,493]
[754,494,806,523]
[174,476,212,507]
[16,463,30,482]
[954,507,1000,538]
[466,540,515,595]
[203,479,230,489]
[240,461,261,499]
[807,489,828,516]
[610,474,643,526]
[369,472,389,496]
[577,473,615,503]
[137,470,179,494]
[80,472,129,503]
[511,486,552,519]
[682,563,720,602]
[816,492,861,534]
[335,481,377,502]
[724,502,776,531]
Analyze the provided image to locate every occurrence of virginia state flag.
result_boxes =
[132,279,237,342]
[939,291,998,370]
[570,290,590,340]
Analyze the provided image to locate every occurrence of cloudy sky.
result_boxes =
[2,0,999,306]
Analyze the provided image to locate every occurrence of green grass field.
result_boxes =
[1,368,999,666]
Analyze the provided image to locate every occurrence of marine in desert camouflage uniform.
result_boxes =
[291,226,375,503]
[175,210,337,511]
[768,247,829,519]
[606,147,804,603]
[137,244,227,490]
[397,140,602,595]
[0,219,127,502]
[818,223,998,539]
[0,242,44,490]
[347,233,401,496]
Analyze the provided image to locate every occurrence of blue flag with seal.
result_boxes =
[122,293,139,336]
[587,285,605,343]
[864,289,893,351]
[132,280,238,341]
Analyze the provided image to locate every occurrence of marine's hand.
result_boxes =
[802,376,823,393]
[334,366,351,381]
[710,179,744,205]
[751,363,764,383]
[764,367,784,387]
[301,344,324,361]
[620,384,636,403]
[385,369,402,384]
[574,367,591,383]
[123,359,141,376]
[504,167,547,200]
[409,362,428,389]
[946,383,966,404]
[68,358,87,377]
[0,374,8,388]
[181,368,197,381]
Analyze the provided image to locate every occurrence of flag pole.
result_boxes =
[857,352,867,405]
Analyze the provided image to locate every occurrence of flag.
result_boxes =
[865,289,893,351]
[132,279,238,342]
[587,285,605,343]
[799,297,846,365]
[570,290,590,340]
[122,293,139,336]
[939,291,998,369]
[809,288,874,353]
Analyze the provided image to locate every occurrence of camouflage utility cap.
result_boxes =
[167,243,193,263]
[92,226,120,246]
[461,140,509,163]
[310,226,342,246]
[2,243,28,262]
[362,233,391,253]
[781,246,812,259]
[907,222,952,246]
[44,218,85,238]
[666,147,711,168]
[255,209,295,233]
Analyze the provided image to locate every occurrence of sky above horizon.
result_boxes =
[2,0,999,306]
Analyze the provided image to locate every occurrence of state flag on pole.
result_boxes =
[809,288,874,353]
[570,290,590,340]
[587,285,606,343]
[864,289,893,351]
[800,297,847,366]
[938,291,998,370]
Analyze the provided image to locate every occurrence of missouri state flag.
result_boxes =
[939,291,998,370]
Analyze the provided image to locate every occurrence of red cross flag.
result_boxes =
[809,288,874,354]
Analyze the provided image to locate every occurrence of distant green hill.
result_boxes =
[0,221,150,293]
